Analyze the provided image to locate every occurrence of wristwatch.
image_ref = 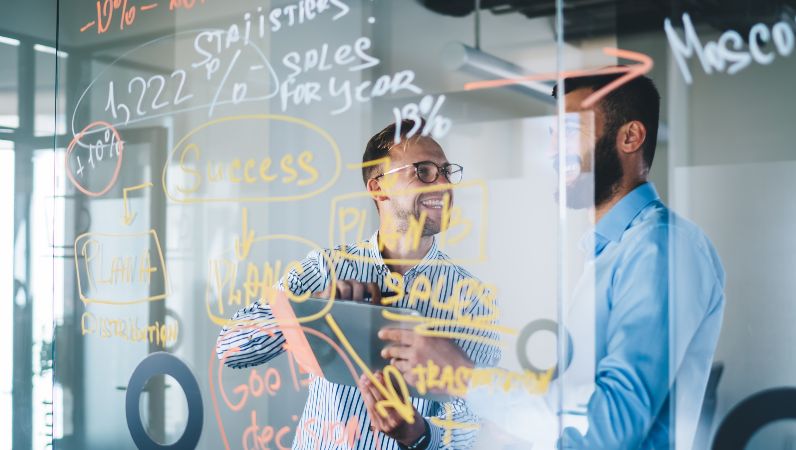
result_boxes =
[400,419,431,450]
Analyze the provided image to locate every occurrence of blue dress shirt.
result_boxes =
[467,182,726,450]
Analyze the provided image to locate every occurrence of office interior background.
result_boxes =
[1,0,795,448]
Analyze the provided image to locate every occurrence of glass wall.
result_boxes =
[2,0,795,449]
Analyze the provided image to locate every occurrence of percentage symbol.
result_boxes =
[418,95,435,116]
[119,0,136,29]
[421,95,451,139]
[208,48,242,117]
[104,127,121,157]
[392,95,453,144]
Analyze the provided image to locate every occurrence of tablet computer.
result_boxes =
[270,294,451,401]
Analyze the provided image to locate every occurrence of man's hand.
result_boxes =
[313,280,382,303]
[379,328,474,389]
[358,372,426,445]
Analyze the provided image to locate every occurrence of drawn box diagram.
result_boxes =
[328,179,489,265]
[73,229,170,305]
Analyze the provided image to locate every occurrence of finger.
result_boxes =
[378,328,413,345]
[381,344,410,361]
[391,358,413,376]
[357,374,370,396]
[358,375,378,413]
[351,281,366,302]
[364,375,392,431]
[369,374,399,430]
[337,280,352,300]
[384,369,411,403]
[388,357,418,386]
[365,283,382,304]
[368,374,386,402]
[312,286,331,299]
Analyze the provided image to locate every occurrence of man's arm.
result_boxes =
[425,396,480,449]
[364,332,501,450]
[560,225,723,449]
[425,330,502,450]
[215,251,326,368]
[378,283,503,449]
[429,286,503,449]
[461,226,723,449]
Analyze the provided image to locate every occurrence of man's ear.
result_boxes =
[618,120,647,155]
[367,177,389,202]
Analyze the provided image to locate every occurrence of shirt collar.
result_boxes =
[368,231,388,271]
[594,182,660,249]
[368,230,440,274]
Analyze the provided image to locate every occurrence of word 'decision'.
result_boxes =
[213,343,363,450]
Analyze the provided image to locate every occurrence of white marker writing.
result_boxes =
[665,12,796,84]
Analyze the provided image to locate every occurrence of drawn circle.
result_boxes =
[65,121,124,197]
[126,352,203,449]
[210,324,363,449]
[162,114,341,204]
[206,234,337,326]
[516,319,573,379]
[712,387,796,450]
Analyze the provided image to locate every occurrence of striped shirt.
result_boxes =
[217,231,501,450]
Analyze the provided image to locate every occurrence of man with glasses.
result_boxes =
[382,73,726,449]
[217,119,500,450]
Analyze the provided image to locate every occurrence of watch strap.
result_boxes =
[400,418,432,450]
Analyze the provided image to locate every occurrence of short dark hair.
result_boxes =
[552,71,660,168]
[361,118,428,184]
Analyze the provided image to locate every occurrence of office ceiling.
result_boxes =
[417,0,796,39]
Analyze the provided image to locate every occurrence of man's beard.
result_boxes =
[394,206,441,237]
[557,128,623,210]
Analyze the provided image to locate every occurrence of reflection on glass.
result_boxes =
[31,149,59,449]
[0,38,19,129]
[34,45,68,136]
[0,141,14,450]
[16,0,795,448]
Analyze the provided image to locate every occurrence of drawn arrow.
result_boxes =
[325,314,416,422]
[121,182,153,225]
[268,291,415,423]
[463,47,654,109]
[234,207,256,261]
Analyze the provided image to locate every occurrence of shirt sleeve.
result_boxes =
[464,225,724,450]
[215,250,329,368]
[425,396,479,450]
[560,224,723,449]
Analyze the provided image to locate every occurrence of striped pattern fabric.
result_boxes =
[217,231,501,450]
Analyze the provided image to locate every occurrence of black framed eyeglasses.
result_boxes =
[374,160,464,184]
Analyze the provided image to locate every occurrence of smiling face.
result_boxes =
[373,137,454,237]
[549,88,624,209]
